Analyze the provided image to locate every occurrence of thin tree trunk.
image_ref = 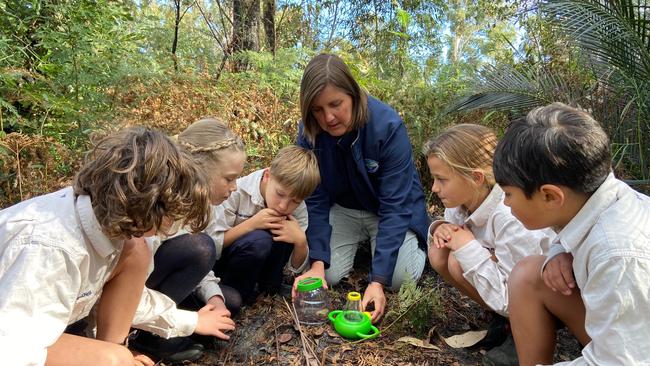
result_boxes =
[263,0,276,56]
[172,0,181,71]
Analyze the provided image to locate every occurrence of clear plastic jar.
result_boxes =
[343,291,365,323]
[294,277,329,325]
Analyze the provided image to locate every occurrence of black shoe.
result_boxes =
[483,335,518,366]
[473,314,510,350]
[129,331,204,364]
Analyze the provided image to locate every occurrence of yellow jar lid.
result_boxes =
[347,291,361,301]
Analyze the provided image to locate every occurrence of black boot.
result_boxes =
[483,335,519,366]
[474,314,510,350]
[129,330,204,364]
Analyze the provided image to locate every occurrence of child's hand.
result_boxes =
[249,208,285,230]
[132,352,155,366]
[291,262,327,298]
[195,304,236,340]
[432,223,460,248]
[362,282,386,323]
[207,294,229,312]
[444,225,475,251]
[542,252,575,295]
[270,215,306,246]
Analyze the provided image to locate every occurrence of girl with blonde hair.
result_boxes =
[130,118,246,364]
[424,123,553,365]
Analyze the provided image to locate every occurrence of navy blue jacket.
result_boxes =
[297,96,430,286]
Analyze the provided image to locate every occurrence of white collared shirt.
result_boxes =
[210,169,309,273]
[428,184,554,316]
[0,188,197,366]
[543,174,650,365]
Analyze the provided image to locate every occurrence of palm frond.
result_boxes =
[543,0,650,83]
[446,63,590,114]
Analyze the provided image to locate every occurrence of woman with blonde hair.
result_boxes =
[293,54,429,323]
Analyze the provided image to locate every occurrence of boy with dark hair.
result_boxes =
[493,102,650,365]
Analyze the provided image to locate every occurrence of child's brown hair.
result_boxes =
[74,127,211,238]
[423,123,498,188]
[269,145,320,200]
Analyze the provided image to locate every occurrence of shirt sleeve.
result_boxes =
[194,271,224,303]
[131,288,198,338]
[541,243,567,275]
[453,211,547,316]
[370,122,419,286]
[0,242,81,366]
[556,255,650,365]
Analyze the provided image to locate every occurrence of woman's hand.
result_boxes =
[194,304,236,340]
[291,261,327,298]
[362,282,386,323]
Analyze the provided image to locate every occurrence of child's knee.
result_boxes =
[97,343,133,366]
[428,246,449,273]
[508,255,546,291]
[447,255,465,282]
[233,229,274,259]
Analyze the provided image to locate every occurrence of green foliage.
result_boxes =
[447,0,650,181]
[385,277,445,338]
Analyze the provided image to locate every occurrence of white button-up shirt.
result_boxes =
[211,169,309,273]
[543,174,650,365]
[0,188,197,366]
[428,184,553,316]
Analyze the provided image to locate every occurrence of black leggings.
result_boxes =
[147,232,242,313]
[146,233,216,304]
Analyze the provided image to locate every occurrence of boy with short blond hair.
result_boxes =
[493,102,650,365]
[211,145,320,303]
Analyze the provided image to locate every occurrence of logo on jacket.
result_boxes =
[364,159,379,173]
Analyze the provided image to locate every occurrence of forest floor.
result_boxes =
[175,250,582,366]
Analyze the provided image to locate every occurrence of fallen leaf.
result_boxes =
[396,336,441,351]
[311,326,325,336]
[278,333,292,343]
[443,330,488,348]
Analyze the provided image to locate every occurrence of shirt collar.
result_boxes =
[237,169,267,208]
[554,172,618,252]
[465,184,504,227]
[75,193,121,258]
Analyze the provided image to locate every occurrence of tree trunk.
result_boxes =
[233,0,260,71]
[171,0,181,71]
[262,0,276,55]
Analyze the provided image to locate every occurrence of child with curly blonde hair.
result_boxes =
[0,127,218,366]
